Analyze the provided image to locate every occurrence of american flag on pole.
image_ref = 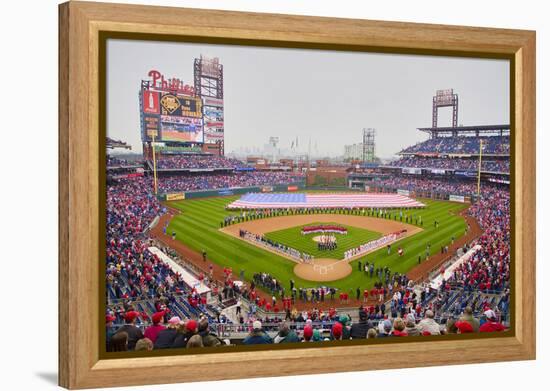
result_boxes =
[227,193,424,209]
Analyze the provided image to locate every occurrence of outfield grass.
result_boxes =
[166,196,468,292]
[264,223,381,260]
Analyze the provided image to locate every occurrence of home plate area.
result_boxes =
[295,259,352,282]
[313,264,333,275]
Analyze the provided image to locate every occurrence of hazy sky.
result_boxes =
[107,39,509,159]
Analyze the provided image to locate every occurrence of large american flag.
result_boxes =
[227,193,425,209]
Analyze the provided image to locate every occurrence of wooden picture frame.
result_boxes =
[59,1,536,389]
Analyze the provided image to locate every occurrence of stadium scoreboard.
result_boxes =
[140,70,204,144]
[140,63,225,149]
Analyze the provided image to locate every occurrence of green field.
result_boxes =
[166,196,468,292]
[264,223,381,260]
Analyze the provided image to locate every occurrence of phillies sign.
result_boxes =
[147,70,195,95]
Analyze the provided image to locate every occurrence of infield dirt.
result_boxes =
[221,214,422,282]
[221,214,421,237]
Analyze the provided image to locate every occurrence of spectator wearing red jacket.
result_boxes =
[480,310,506,332]
[331,322,344,340]
[143,311,166,343]
[454,320,475,334]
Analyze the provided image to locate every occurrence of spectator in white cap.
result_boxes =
[417,310,441,335]
[377,319,392,338]
[243,320,273,345]
[479,309,506,332]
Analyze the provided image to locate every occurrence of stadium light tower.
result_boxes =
[194,56,223,99]
[477,139,483,197]
[269,136,279,162]
[362,128,376,162]
[432,89,459,129]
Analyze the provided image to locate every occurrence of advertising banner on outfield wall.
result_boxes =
[455,170,477,178]
[402,167,422,175]
[431,169,446,175]
[261,186,273,193]
[111,172,144,180]
[166,193,185,201]
[287,185,299,191]
[397,189,410,196]
[489,178,510,184]
[449,195,465,203]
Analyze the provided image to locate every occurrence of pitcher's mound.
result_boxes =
[294,258,352,282]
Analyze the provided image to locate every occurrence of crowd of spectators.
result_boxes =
[105,176,195,304]
[444,187,510,293]
[158,171,303,193]
[108,302,506,351]
[154,154,249,170]
[105,160,510,351]
[234,263,507,344]
[371,176,481,196]
[189,268,507,347]
[400,135,510,155]
[106,177,161,243]
[108,314,227,351]
[105,176,220,350]
[385,156,509,173]
[368,177,510,295]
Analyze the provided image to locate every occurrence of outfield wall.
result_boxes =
[161,181,305,201]
[364,185,473,203]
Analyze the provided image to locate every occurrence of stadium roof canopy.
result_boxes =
[107,137,132,149]
[417,124,510,137]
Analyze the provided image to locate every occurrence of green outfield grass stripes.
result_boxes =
[166,196,468,292]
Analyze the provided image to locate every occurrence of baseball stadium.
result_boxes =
[105,54,510,352]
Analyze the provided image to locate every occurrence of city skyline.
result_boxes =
[107,39,510,159]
